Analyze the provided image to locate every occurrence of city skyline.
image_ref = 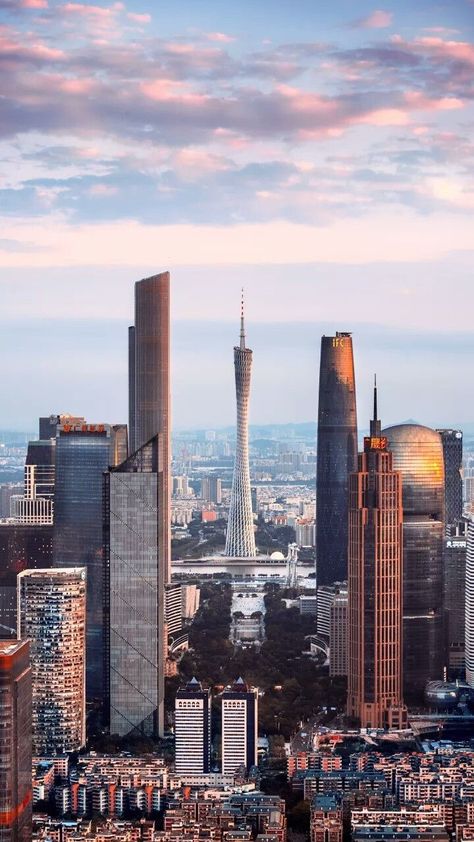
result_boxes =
[0,0,473,428]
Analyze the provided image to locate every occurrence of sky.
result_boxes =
[0,0,474,430]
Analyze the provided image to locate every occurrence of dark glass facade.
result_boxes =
[437,429,463,531]
[316,333,358,585]
[131,274,170,583]
[103,435,165,738]
[443,521,468,676]
[383,424,445,697]
[0,524,53,636]
[53,427,111,702]
[0,640,32,842]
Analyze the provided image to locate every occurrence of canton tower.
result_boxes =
[224,294,256,558]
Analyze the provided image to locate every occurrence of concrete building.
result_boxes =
[317,584,346,638]
[201,476,222,505]
[174,678,211,775]
[104,435,165,737]
[0,640,32,841]
[224,295,256,558]
[296,519,316,548]
[17,569,86,755]
[316,333,358,585]
[222,678,258,776]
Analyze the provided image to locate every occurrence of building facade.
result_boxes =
[53,422,112,702]
[174,678,211,775]
[329,592,348,678]
[224,298,256,558]
[0,640,32,842]
[383,424,445,696]
[104,436,165,738]
[347,397,405,729]
[465,519,474,687]
[201,476,222,505]
[0,523,53,638]
[444,521,468,675]
[17,569,86,755]
[437,429,463,532]
[130,273,171,584]
[221,679,258,775]
[316,333,358,586]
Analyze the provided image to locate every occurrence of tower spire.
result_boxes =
[370,374,381,437]
[240,288,246,350]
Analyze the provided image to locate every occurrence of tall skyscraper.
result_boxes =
[316,333,358,585]
[221,678,258,775]
[347,388,405,729]
[10,436,55,525]
[128,325,136,454]
[0,639,32,841]
[201,476,222,505]
[224,297,256,558]
[53,421,112,702]
[104,435,165,738]
[437,429,463,532]
[129,273,171,582]
[383,423,445,696]
[174,678,211,775]
[465,519,474,687]
[444,521,468,676]
[17,568,86,756]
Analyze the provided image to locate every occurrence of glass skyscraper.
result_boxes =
[53,423,112,702]
[383,423,445,697]
[0,640,32,842]
[437,429,463,532]
[316,333,358,585]
[104,435,165,738]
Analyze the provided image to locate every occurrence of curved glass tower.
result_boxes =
[224,297,256,558]
[316,333,358,585]
[383,423,445,696]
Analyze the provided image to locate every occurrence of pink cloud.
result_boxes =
[354,9,393,29]
[60,77,96,93]
[392,34,474,65]
[21,0,48,8]
[88,183,118,196]
[61,2,117,18]
[205,32,236,43]
[126,12,151,24]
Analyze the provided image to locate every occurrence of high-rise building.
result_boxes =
[329,592,348,678]
[17,568,86,755]
[173,476,190,498]
[174,678,211,775]
[10,429,56,525]
[437,429,463,532]
[224,297,256,558]
[383,423,445,696]
[347,390,405,729]
[0,523,53,637]
[53,421,112,702]
[0,639,32,841]
[221,678,258,775]
[444,520,468,675]
[316,333,357,585]
[104,435,165,738]
[130,273,171,583]
[317,583,346,638]
[165,583,183,637]
[201,476,222,505]
[128,326,136,454]
[465,519,474,687]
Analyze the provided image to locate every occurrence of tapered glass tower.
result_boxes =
[224,296,256,558]
[316,333,358,585]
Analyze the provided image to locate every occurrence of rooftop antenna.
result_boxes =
[370,374,381,437]
[240,288,246,350]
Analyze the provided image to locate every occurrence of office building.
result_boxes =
[17,569,86,755]
[174,678,211,775]
[0,483,23,518]
[384,423,445,696]
[104,435,165,737]
[0,523,53,637]
[316,333,357,585]
[201,476,222,505]
[296,519,316,548]
[465,519,474,687]
[128,326,136,454]
[10,435,56,525]
[222,678,258,775]
[224,296,256,558]
[130,274,171,584]
[53,421,112,702]
[299,594,318,617]
[329,592,348,678]
[317,584,346,638]
[347,391,405,729]
[437,429,463,532]
[0,640,32,841]
[165,583,183,637]
[444,520,468,675]
[173,476,190,498]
